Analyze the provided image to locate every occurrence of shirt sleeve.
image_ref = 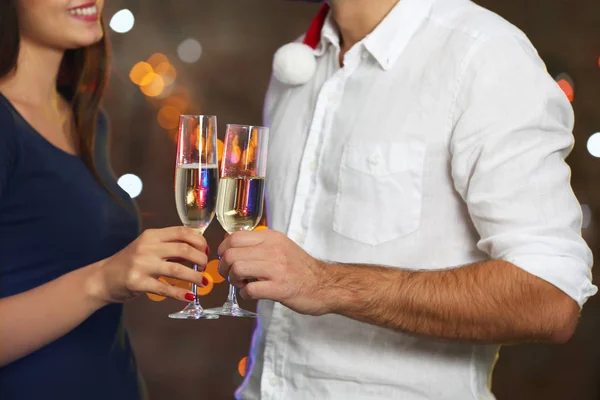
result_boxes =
[450,35,596,308]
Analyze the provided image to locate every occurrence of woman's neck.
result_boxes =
[0,36,64,106]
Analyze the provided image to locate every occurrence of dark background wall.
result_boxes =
[101,1,600,398]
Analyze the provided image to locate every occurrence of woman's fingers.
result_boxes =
[158,243,208,268]
[158,262,209,287]
[144,277,196,302]
[153,226,209,253]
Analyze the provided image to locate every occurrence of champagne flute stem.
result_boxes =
[227,283,239,308]
[192,264,199,306]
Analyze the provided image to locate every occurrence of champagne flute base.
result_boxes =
[168,302,219,320]
[204,303,257,318]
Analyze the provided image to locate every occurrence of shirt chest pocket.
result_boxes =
[334,140,426,245]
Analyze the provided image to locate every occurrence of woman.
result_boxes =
[0,1,209,399]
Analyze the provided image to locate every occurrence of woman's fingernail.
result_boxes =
[185,293,196,301]
[202,276,209,286]
[205,246,210,255]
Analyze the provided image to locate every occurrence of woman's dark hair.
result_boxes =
[0,0,110,183]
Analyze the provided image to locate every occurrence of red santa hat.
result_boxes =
[272,3,331,86]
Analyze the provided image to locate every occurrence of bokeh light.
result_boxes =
[217,139,224,162]
[129,62,154,86]
[117,174,143,198]
[147,53,169,69]
[178,38,203,63]
[195,272,214,296]
[109,9,135,33]
[555,73,574,102]
[587,132,600,157]
[582,204,592,229]
[556,79,574,102]
[163,95,189,112]
[146,277,169,302]
[238,357,248,377]
[156,62,177,86]
[157,106,181,130]
[205,259,226,284]
[140,74,165,97]
[254,226,268,231]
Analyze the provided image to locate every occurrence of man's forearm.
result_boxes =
[321,260,579,343]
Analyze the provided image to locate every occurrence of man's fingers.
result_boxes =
[217,230,269,258]
[218,246,265,278]
[239,281,280,301]
[228,261,275,287]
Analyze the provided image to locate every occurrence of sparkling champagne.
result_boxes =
[216,177,265,234]
[175,164,218,232]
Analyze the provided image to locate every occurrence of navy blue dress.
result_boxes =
[0,92,144,400]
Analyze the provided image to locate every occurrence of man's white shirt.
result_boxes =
[236,0,596,398]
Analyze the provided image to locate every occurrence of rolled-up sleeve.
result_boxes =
[451,35,596,308]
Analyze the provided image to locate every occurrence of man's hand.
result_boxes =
[217,230,579,344]
[217,230,332,316]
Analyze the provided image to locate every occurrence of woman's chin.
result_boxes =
[65,31,104,50]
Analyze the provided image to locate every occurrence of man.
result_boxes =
[218,0,596,398]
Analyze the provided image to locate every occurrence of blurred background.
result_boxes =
[101,1,600,399]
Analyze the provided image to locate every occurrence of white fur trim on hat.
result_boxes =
[272,42,317,86]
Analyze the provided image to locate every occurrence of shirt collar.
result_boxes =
[315,0,436,70]
[314,11,339,56]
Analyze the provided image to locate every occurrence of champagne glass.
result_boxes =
[205,124,269,318]
[168,115,220,320]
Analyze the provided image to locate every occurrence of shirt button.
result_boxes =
[309,160,318,171]
[282,307,291,317]
[368,154,382,165]
[270,376,280,386]
[296,232,306,243]
[361,52,369,60]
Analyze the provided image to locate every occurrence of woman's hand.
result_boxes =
[88,227,210,305]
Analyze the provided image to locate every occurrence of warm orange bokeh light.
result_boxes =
[196,272,214,296]
[129,62,154,86]
[169,85,191,102]
[238,357,248,377]
[157,105,181,130]
[217,139,224,162]
[146,277,170,302]
[205,259,226,284]
[140,74,165,97]
[163,95,189,112]
[557,79,574,102]
[254,225,268,231]
[147,53,169,69]
[156,62,177,86]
